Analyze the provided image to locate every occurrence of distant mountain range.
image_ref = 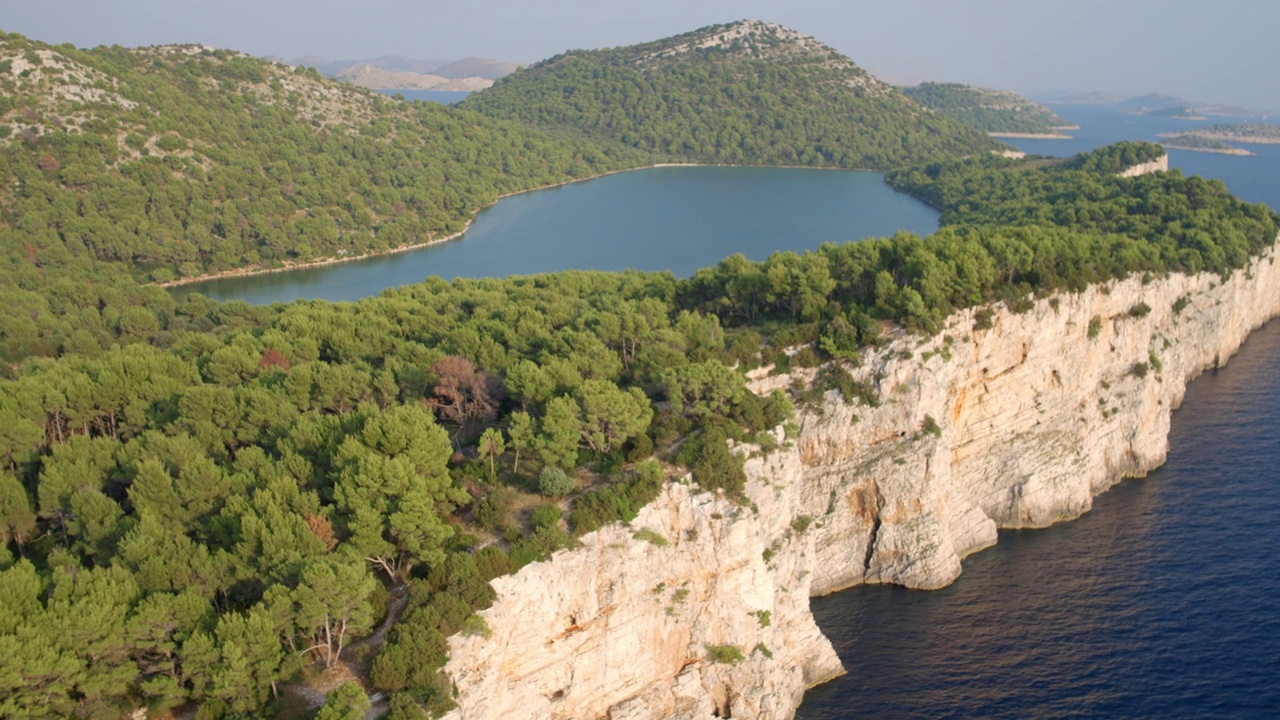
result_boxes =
[278,54,520,90]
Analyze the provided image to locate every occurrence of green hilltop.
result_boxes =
[460,20,1004,168]
[901,82,1073,135]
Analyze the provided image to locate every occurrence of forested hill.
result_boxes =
[0,31,645,362]
[0,34,648,281]
[460,20,1004,169]
[901,82,1073,134]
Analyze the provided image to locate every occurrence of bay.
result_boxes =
[797,104,1280,719]
[170,166,939,305]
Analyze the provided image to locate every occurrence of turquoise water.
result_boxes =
[170,167,939,304]
[797,105,1280,719]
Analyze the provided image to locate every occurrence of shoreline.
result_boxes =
[1158,132,1280,146]
[988,131,1073,139]
[157,161,880,290]
[1164,144,1256,157]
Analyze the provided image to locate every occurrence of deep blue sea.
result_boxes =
[797,105,1280,719]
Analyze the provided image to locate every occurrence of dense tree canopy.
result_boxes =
[461,21,1002,169]
[901,82,1072,134]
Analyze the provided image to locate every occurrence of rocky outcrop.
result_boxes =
[440,243,1280,720]
[1118,153,1169,176]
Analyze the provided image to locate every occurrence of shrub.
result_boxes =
[538,466,575,497]
[1087,316,1103,338]
[791,346,821,369]
[473,486,514,529]
[529,504,562,531]
[633,528,669,547]
[707,644,745,665]
[1129,301,1151,318]
[921,414,942,438]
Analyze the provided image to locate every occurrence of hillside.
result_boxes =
[0,31,644,361]
[460,20,1004,168]
[901,81,1074,135]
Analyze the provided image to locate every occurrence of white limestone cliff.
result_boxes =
[440,242,1280,720]
[1118,153,1169,177]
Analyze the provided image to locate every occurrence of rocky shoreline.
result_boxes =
[437,237,1280,720]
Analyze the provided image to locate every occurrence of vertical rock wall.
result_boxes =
[441,243,1280,720]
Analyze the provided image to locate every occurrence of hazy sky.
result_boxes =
[4,0,1278,109]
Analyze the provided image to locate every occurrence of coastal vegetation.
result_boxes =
[900,82,1073,135]
[1159,123,1280,145]
[460,20,1002,169]
[1,20,1278,720]
[1157,133,1255,156]
[2,135,1275,718]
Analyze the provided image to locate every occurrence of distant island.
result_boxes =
[902,81,1076,137]
[1158,133,1256,156]
[1142,106,1206,120]
[1160,123,1280,144]
[1045,91,1261,119]
[287,54,519,90]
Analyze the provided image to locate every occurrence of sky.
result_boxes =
[4,0,1279,110]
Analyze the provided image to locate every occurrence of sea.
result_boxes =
[796,104,1280,719]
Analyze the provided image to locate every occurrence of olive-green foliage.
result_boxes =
[568,460,664,535]
[677,427,747,496]
[0,34,642,364]
[461,22,1000,170]
[706,643,745,665]
[537,466,575,497]
[901,82,1071,134]
[316,682,369,720]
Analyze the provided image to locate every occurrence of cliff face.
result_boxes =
[441,244,1280,720]
[1118,153,1170,176]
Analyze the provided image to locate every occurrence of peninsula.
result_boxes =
[901,81,1076,137]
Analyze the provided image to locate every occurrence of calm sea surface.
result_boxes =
[171,167,939,304]
[797,104,1280,719]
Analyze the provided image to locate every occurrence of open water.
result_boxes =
[797,104,1280,719]
[170,167,938,304]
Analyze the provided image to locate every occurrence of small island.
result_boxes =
[1160,123,1280,145]
[1143,105,1207,120]
[1158,133,1256,156]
